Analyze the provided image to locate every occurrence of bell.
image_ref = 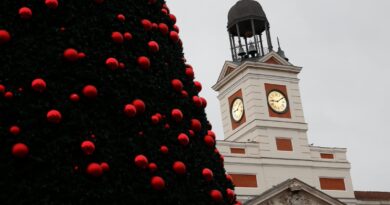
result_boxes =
[238,46,246,57]
[248,42,257,56]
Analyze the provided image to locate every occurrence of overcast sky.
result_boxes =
[167,0,390,192]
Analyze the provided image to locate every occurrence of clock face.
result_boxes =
[267,90,288,113]
[231,98,244,122]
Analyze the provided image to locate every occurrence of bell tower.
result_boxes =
[213,0,356,204]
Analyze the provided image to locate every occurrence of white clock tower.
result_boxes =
[213,1,359,204]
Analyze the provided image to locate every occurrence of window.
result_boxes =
[230,148,245,154]
[276,138,293,151]
[319,178,346,190]
[229,174,258,187]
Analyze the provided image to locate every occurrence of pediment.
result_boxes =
[245,179,345,205]
[259,51,293,66]
[216,61,239,84]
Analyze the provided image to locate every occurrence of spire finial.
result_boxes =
[276,37,289,61]
[277,37,281,49]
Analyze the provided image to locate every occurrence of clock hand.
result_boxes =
[276,97,285,102]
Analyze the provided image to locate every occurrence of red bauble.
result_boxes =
[0,84,5,93]
[111,32,124,43]
[105,57,119,70]
[169,14,177,23]
[172,161,186,175]
[226,188,235,201]
[141,19,153,31]
[171,109,183,122]
[160,145,169,154]
[208,130,216,139]
[170,31,179,43]
[19,7,32,20]
[188,130,195,137]
[185,67,194,79]
[63,48,79,62]
[124,32,132,41]
[47,110,62,124]
[161,8,168,15]
[82,85,98,98]
[173,25,180,33]
[78,52,86,59]
[226,174,233,182]
[158,23,169,35]
[181,90,188,98]
[86,163,103,177]
[12,143,29,158]
[132,99,146,114]
[202,168,214,182]
[116,14,125,22]
[152,23,158,30]
[9,125,21,135]
[4,91,13,99]
[100,162,110,172]
[69,93,80,102]
[192,96,202,107]
[178,133,189,146]
[137,56,151,70]
[151,176,165,190]
[81,140,95,155]
[210,190,223,202]
[194,81,202,92]
[124,104,137,117]
[148,163,158,172]
[171,79,183,92]
[134,155,148,169]
[200,97,207,108]
[0,30,11,45]
[151,115,160,124]
[148,41,159,53]
[31,78,46,92]
[45,0,59,9]
[204,135,215,147]
[191,119,202,132]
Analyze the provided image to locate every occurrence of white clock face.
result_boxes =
[267,90,288,113]
[231,98,244,122]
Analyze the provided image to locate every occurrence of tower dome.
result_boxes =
[228,0,268,33]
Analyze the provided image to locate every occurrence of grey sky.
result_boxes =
[168,0,390,192]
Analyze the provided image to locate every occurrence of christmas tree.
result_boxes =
[0,0,238,204]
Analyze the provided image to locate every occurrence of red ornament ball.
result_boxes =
[116,14,125,22]
[194,81,202,92]
[111,32,124,44]
[45,0,59,9]
[185,67,195,79]
[192,96,202,107]
[151,176,165,191]
[171,109,183,122]
[100,162,110,172]
[63,48,79,62]
[69,93,80,102]
[31,78,46,92]
[149,163,158,172]
[0,30,11,45]
[132,99,146,114]
[226,174,233,182]
[137,56,151,70]
[141,19,153,31]
[226,188,235,201]
[181,90,188,98]
[134,155,148,169]
[148,41,160,53]
[200,97,208,108]
[160,145,169,154]
[191,119,202,132]
[210,190,223,202]
[202,168,214,182]
[151,115,160,124]
[47,110,62,124]
[204,135,215,147]
[161,8,168,15]
[171,79,183,92]
[158,23,169,35]
[9,125,21,135]
[105,57,119,70]
[0,84,5,93]
[12,143,29,158]
[124,32,132,41]
[208,130,216,139]
[4,91,13,99]
[82,85,98,98]
[188,130,195,137]
[178,133,189,146]
[170,31,179,43]
[81,140,95,155]
[173,25,180,33]
[78,52,86,59]
[172,161,186,175]
[169,14,177,23]
[124,104,137,117]
[86,163,103,177]
[19,7,32,20]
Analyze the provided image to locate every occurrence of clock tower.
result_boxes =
[213,0,357,204]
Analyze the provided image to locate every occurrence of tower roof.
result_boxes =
[227,0,268,29]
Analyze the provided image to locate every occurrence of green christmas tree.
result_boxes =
[0,0,238,204]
